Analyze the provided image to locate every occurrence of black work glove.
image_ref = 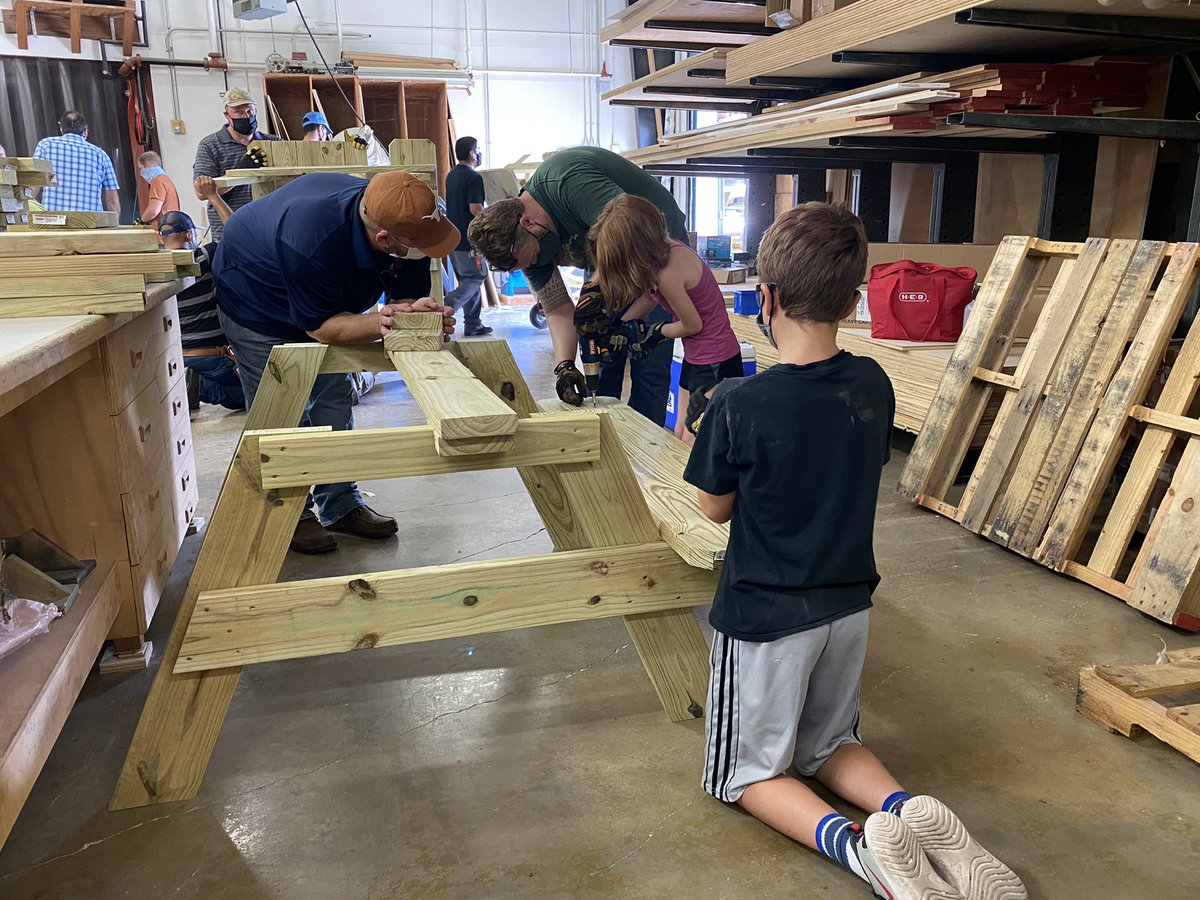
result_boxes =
[573,283,610,335]
[555,360,585,406]
[630,321,667,360]
[685,388,712,435]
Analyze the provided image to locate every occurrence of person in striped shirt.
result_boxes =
[32,111,120,214]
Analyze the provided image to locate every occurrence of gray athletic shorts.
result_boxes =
[702,610,868,803]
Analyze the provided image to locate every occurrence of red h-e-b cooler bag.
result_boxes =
[867,261,977,342]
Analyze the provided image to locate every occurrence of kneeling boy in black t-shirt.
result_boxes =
[684,203,1026,900]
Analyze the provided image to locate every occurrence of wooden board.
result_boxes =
[0,253,172,279]
[0,273,144,300]
[389,350,519,444]
[1078,664,1200,765]
[539,399,728,570]
[383,311,444,352]
[722,0,1200,84]
[19,210,120,229]
[0,229,157,257]
[253,416,600,488]
[0,293,146,318]
[176,543,715,672]
[603,0,771,48]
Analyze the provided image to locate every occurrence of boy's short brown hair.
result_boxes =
[757,202,867,323]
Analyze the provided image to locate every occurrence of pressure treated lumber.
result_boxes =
[0,253,173,279]
[252,416,600,488]
[109,438,308,810]
[390,350,519,443]
[20,210,119,229]
[0,273,144,300]
[0,229,158,257]
[176,543,715,672]
[384,311,444,353]
[540,399,728,570]
[0,293,146,318]
[212,164,436,189]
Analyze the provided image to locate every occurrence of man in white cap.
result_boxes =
[212,170,460,554]
[192,86,277,241]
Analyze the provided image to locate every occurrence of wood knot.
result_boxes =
[348,578,376,600]
[644,577,656,589]
[463,594,479,607]
[267,359,283,383]
[1184,498,1195,514]
[590,561,610,575]
[355,633,379,650]
[500,381,516,401]
[264,490,283,507]
[588,595,601,606]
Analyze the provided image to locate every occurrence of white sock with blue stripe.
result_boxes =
[815,813,869,882]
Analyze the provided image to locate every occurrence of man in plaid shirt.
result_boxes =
[32,111,121,214]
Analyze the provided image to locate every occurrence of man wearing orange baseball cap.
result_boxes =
[212,170,459,553]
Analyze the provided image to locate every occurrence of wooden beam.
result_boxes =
[109,437,308,810]
[0,273,144,300]
[211,164,437,189]
[318,344,391,375]
[383,310,444,353]
[0,253,172,279]
[244,343,329,432]
[0,229,158,257]
[253,415,601,488]
[389,350,519,444]
[176,543,717,673]
[539,399,729,570]
[0,294,146,318]
[1129,405,1200,439]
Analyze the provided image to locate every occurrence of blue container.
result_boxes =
[500,269,531,297]
[665,340,757,431]
[732,288,759,316]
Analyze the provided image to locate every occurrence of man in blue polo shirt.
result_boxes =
[214,171,460,554]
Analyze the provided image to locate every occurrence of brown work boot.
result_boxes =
[327,504,398,540]
[290,517,338,554]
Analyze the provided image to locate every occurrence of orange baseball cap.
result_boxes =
[362,171,460,257]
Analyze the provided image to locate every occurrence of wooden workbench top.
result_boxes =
[0,280,186,420]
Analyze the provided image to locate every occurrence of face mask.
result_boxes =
[230,115,257,136]
[473,150,483,166]
[534,231,561,268]
[391,244,427,260]
[140,166,165,184]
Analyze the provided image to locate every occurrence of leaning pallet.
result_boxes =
[1077,647,1200,764]
[899,236,1200,630]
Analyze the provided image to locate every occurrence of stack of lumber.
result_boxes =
[249,139,368,168]
[0,229,196,318]
[0,158,53,230]
[924,58,1153,118]
[624,59,1149,166]
[899,235,1200,631]
[341,52,463,73]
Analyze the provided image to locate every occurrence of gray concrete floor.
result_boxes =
[2,302,1199,900]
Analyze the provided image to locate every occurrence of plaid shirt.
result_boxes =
[193,126,277,241]
[32,133,119,212]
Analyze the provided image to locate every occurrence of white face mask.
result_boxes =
[391,245,427,260]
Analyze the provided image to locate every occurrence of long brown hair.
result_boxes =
[587,194,672,314]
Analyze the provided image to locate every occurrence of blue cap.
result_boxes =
[302,111,330,130]
[159,210,196,236]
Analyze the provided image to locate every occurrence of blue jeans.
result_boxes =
[446,249,485,331]
[217,309,363,525]
[184,354,246,410]
[597,304,672,427]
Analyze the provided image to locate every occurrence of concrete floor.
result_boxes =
[2,302,1199,900]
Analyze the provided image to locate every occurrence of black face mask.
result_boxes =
[230,115,257,136]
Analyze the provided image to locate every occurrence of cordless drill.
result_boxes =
[578,332,602,405]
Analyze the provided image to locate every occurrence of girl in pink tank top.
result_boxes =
[588,194,741,442]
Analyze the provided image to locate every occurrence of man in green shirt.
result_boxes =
[468,146,686,425]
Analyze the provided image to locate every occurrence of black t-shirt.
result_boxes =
[684,352,895,641]
[445,163,485,252]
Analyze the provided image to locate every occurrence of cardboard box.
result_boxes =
[697,235,733,262]
[709,264,747,284]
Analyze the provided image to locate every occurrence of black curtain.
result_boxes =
[0,56,137,222]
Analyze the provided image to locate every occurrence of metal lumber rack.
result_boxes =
[603,2,1200,244]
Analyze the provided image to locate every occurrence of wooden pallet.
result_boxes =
[1077,648,1200,765]
[899,236,1200,629]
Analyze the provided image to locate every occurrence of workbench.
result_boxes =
[0,280,195,846]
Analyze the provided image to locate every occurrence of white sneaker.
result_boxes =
[900,796,1028,900]
[857,812,964,900]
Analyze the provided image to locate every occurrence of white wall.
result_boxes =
[0,0,637,224]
